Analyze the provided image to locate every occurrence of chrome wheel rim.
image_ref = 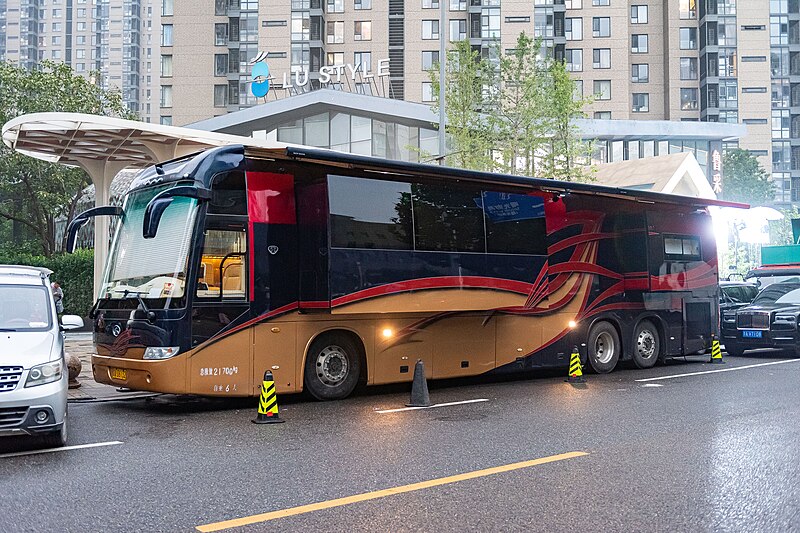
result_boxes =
[637,329,656,360]
[594,331,615,364]
[315,345,349,387]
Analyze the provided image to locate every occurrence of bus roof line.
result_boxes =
[274,146,749,210]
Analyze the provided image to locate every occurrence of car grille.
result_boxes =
[0,406,28,428]
[737,312,770,329]
[0,366,23,392]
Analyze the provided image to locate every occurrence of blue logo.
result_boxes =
[251,61,270,98]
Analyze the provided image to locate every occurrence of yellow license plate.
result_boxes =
[110,368,127,381]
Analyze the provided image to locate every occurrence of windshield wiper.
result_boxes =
[113,289,155,321]
[0,328,17,332]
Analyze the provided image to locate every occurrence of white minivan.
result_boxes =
[0,266,84,447]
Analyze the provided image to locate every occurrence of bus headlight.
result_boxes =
[25,361,63,387]
[143,347,180,360]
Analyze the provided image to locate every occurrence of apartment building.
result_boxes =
[0,0,161,123]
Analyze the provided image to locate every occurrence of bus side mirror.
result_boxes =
[143,197,174,239]
[65,206,124,253]
[142,186,212,239]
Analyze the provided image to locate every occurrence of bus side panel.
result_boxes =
[253,322,297,394]
[188,328,253,396]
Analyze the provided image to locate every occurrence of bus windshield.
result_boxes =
[100,183,199,306]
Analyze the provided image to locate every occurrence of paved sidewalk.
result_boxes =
[65,332,158,402]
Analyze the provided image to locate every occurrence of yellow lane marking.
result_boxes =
[196,451,589,532]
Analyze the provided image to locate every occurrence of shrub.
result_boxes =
[0,249,94,317]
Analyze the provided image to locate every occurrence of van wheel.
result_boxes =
[587,322,620,373]
[632,320,660,369]
[41,409,67,448]
[304,333,362,401]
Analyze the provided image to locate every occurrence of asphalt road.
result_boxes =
[2,352,800,533]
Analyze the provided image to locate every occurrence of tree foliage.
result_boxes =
[429,33,593,181]
[0,60,135,256]
[720,148,774,205]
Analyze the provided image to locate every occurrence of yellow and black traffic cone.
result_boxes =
[253,370,285,424]
[709,334,724,364]
[566,346,586,383]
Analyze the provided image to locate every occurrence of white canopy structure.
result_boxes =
[2,112,280,295]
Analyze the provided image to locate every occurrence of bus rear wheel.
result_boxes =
[587,321,620,374]
[632,320,660,369]
[304,333,362,401]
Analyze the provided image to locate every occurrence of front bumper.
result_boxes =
[0,374,67,437]
[721,327,798,351]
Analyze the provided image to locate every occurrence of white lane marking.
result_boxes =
[376,398,489,414]
[0,440,123,459]
[635,359,800,382]
[640,383,663,387]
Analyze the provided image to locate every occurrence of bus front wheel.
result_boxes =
[587,322,620,374]
[304,333,362,401]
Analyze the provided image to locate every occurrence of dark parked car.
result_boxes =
[719,281,758,312]
[721,280,800,357]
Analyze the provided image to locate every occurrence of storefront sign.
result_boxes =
[251,57,390,97]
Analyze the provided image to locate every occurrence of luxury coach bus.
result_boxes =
[68,145,732,400]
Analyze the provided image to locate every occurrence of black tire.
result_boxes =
[725,343,744,357]
[631,320,660,369]
[41,409,67,448]
[304,333,362,401]
[587,321,620,373]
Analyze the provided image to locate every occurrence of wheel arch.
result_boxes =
[299,327,368,390]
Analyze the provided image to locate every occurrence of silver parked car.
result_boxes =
[0,266,84,448]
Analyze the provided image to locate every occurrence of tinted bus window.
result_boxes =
[412,183,485,253]
[209,171,247,215]
[482,191,546,255]
[664,234,701,260]
[328,175,413,250]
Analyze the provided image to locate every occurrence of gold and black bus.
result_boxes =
[69,145,735,400]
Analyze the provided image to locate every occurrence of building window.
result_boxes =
[422,82,434,102]
[719,19,737,46]
[574,80,583,100]
[52,36,61,45]
[631,5,648,24]
[355,0,371,9]
[354,51,372,70]
[771,48,789,76]
[160,86,172,108]
[422,51,439,70]
[565,18,582,40]
[354,21,372,40]
[214,54,228,76]
[631,63,649,82]
[215,0,226,16]
[772,79,790,108]
[594,111,611,119]
[214,85,228,107]
[450,0,467,11]
[291,12,310,41]
[680,0,696,19]
[327,21,344,43]
[423,0,439,7]
[680,88,698,110]
[160,116,172,126]
[450,19,467,41]
[160,24,173,46]
[592,17,610,37]
[423,20,440,40]
[680,27,697,49]
[631,34,648,53]
[680,57,698,80]
[566,0,582,6]
[566,49,583,72]
[327,0,344,13]
[162,0,173,16]
[594,80,611,100]
[327,52,344,65]
[214,23,228,45]
[592,0,609,5]
[719,80,738,109]
[632,93,649,112]
[773,109,790,139]
[534,7,555,38]
[160,54,172,77]
[593,48,611,69]
[482,7,501,38]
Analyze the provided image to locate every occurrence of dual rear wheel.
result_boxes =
[586,319,661,373]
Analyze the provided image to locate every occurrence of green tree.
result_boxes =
[538,59,595,182]
[429,39,496,171]
[720,148,774,205]
[486,33,549,176]
[0,60,135,256]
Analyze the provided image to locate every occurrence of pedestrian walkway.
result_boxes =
[65,332,158,402]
